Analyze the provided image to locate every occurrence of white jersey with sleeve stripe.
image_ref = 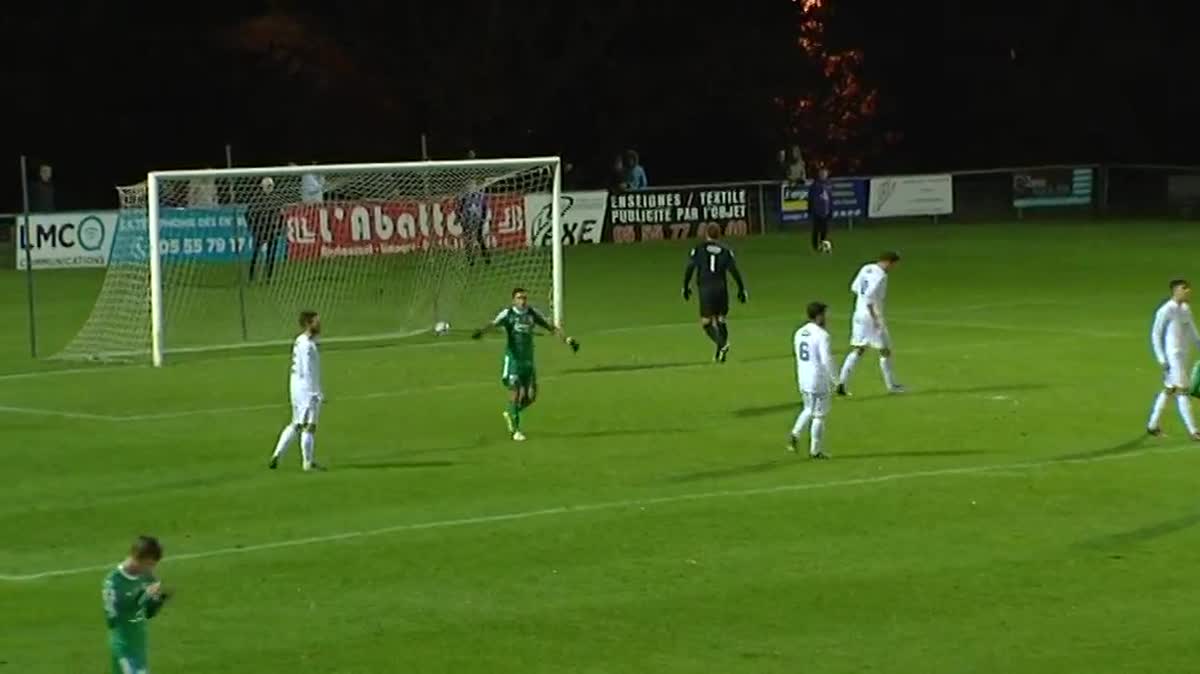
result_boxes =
[794,321,838,393]
[850,262,888,318]
[290,333,322,399]
[1151,299,1199,363]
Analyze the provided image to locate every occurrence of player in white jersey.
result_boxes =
[838,251,904,396]
[269,310,326,471]
[789,301,838,459]
[1147,280,1200,439]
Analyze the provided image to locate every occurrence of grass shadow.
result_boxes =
[734,383,1049,417]
[337,460,457,471]
[1079,512,1200,549]
[838,449,990,460]
[732,402,800,418]
[665,460,790,483]
[561,362,697,374]
[1053,434,1148,462]
[851,383,1048,402]
[539,427,694,439]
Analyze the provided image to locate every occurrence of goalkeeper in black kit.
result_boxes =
[683,224,747,363]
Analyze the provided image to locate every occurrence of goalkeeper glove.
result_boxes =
[682,287,692,301]
[566,337,580,353]
[737,288,748,303]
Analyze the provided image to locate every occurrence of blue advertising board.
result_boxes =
[109,206,284,264]
[780,179,868,222]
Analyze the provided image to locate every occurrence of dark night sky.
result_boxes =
[2,0,1194,212]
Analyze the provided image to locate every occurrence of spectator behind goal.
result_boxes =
[247,177,284,283]
[623,150,647,190]
[786,145,807,183]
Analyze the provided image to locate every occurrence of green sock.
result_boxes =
[507,402,521,430]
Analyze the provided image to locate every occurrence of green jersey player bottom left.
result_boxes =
[472,286,579,441]
[102,536,171,674]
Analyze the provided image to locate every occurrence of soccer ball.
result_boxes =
[820,239,833,253]
[433,321,451,336]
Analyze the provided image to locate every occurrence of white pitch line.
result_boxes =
[892,317,1129,339]
[0,405,121,421]
[1,441,1191,582]
[0,366,133,382]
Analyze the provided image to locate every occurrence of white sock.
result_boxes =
[791,408,813,437]
[1176,395,1197,435]
[880,356,897,389]
[810,417,825,456]
[272,425,297,459]
[839,351,861,385]
[1148,391,1169,429]
[301,430,316,465]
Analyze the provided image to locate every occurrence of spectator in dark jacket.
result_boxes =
[29,163,55,212]
[808,167,833,252]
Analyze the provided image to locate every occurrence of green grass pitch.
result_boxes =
[2,221,1200,673]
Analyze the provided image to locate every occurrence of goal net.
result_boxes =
[53,158,563,365]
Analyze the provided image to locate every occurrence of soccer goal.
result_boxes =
[54,157,564,366]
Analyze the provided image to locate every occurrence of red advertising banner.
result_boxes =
[284,194,527,260]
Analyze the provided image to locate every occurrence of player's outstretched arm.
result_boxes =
[473,309,511,340]
[533,311,580,352]
[555,328,580,352]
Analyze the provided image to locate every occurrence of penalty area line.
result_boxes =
[0,441,1192,583]
[0,405,121,421]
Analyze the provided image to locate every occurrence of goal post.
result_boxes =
[55,157,563,366]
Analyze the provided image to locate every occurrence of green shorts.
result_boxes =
[111,650,148,674]
[1190,361,1200,398]
[501,356,536,390]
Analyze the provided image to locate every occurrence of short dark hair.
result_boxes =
[512,287,527,297]
[704,223,721,240]
[130,535,163,562]
[879,250,901,263]
[807,301,828,320]
[1170,279,1190,291]
[298,310,318,328]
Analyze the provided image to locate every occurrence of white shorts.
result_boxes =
[850,313,891,350]
[801,390,831,418]
[1165,354,1188,389]
[291,392,321,426]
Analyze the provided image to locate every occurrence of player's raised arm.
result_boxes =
[1151,304,1169,366]
[682,247,698,300]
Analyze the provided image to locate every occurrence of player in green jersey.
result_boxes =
[472,287,579,440]
[102,536,170,674]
